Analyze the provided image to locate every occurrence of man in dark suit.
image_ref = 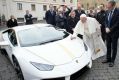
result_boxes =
[24,10,33,25]
[96,4,106,42]
[74,4,85,20]
[102,1,119,67]
[45,4,56,26]
[7,15,18,28]
[67,11,79,34]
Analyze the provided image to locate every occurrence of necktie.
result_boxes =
[108,11,113,27]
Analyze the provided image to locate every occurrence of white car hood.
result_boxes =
[23,38,85,65]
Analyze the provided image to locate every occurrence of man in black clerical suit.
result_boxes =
[25,10,33,25]
[7,15,18,28]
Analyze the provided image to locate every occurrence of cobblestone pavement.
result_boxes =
[0,24,119,80]
[77,54,119,80]
[0,53,18,80]
[76,40,119,80]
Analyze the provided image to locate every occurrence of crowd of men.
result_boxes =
[45,4,85,34]
[46,0,119,67]
[6,0,119,67]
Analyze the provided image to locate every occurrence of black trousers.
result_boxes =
[106,33,118,63]
[101,26,106,42]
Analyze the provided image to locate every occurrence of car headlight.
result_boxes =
[84,43,88,51]
[30,62,54,71]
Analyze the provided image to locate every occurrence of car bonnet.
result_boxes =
[23,38,85,65]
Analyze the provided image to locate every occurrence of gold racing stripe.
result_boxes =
[58,44,75,59]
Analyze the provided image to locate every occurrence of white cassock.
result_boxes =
[73,17,106,60]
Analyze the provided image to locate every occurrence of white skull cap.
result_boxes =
[80,14,87,18]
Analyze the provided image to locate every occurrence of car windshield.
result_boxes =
[18,27,69,47]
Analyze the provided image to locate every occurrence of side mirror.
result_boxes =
[0,41,10,46]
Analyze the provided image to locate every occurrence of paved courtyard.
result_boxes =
[0,25,119,80]
[0,52,18,80]
[77,51,119,80]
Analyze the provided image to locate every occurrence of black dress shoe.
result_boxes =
[102,60,110,63]
[109,62,114,67]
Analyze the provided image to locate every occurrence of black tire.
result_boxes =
[13,57,24,80]
[0,48,8,56]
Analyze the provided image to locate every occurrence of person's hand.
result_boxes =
[106,28,111,33]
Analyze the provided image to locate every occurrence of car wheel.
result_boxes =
[13,57,24,80]
[86,59,92,69]
[0,48,8,56]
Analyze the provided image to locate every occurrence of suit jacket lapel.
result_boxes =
[111,8,116,20]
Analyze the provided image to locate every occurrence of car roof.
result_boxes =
[12,24,51,32]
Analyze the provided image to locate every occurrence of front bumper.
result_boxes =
[19,53,91,80]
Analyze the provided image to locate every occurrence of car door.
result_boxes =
[2,29,18,63]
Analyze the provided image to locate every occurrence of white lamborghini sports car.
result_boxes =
[0,24,92,80]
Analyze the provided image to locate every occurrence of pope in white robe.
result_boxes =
[71,14,106,60]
